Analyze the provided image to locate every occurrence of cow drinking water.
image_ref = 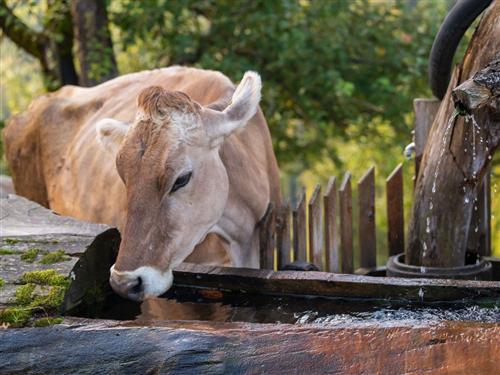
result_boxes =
[3,67,281,300]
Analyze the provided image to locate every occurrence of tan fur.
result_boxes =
[3,67,280,271]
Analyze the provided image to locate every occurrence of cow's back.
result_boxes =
[4,67,280,229]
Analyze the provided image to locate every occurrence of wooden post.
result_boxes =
[324,177,339,273]
[413,99,440,181]
[292,190,307,262]
[358,167,376,269]
[339,172,353,274]
[407,6,500,268]
[276,203,291,269]
[308,185,323,269]
[386,164,404,258]
[259,203,275,270]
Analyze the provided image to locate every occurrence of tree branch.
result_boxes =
[0,0,45,59]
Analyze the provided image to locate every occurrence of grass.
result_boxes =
[39,249,69,264]
[20,248,41,263]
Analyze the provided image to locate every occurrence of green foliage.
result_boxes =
[109,0,453,171]
[39,249,69,264]
[20,248,41,263]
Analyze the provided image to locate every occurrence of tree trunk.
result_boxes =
[0,0,78,90]
[71,0,118,86]
[406,2,500,268]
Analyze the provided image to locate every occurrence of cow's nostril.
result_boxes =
[131,276,143,294]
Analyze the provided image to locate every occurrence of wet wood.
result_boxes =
[407,3,500,267]
[339,172,353,273]
[292,190,307,262]
[308,185,323,269]
[324,177,339,273]
[358,167,376,269]
[276,203,291,270]
[1,319,498,375]
[171,263,500,303]
[386,164,404,257]
[259,203,275,270]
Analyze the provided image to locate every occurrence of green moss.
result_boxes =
[39,249,69,264]
[32,285,66,310]
[0,307,31,327]
[20,270,69,287]
[0,278,4,288]
[14,283,36,305]
[20,248,41,263]
[33,317,63,327]
[0,248,20,255]
[4,238,20,245]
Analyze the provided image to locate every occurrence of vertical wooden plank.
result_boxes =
[292,190,307,262]
[324,177,339,273]
[308,185,323,269]
[276,203,291,269]
[386,164,404,257]
[358,166,376,269]
[468,171,491,257]
[413,98,440,182]
[259,203,275,270]
[339,172,353,274]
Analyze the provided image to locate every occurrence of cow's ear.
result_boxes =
[201,71,262,147]
[96,118,129,154]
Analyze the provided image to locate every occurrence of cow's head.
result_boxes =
[96,72,262,301]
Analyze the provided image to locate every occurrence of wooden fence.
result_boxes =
[259,97,495,273]
[259,163,406,273]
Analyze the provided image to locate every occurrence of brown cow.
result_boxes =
[3,67,280,300]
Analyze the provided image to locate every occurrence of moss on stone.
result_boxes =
[0,278,4,288]
[4,238,20,245]
[0,307,31,327]
[0,248,19,255]
[14,283,36,305]
[20,248,41,263]
[39,249,69,264]
[33,317,63,327]
[0,270,70,327]
[20,270,69,287]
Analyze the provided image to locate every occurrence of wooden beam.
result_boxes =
[324,177,339,273]
[386,164,404,257]
[308,184,323,269]
[339,172,353,273]
[358,166,376,269]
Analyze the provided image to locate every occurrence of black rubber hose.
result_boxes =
[428,0,493,100]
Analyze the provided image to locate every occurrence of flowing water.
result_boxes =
[92,287,500,326]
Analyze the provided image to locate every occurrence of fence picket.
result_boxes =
[308,185,323,269]
[386,164,404,257]
[339,172,353,273]
[293,190,307,262]
[259,203,275,269]
[324,177,339,273]
[358,166,376,269]
[276,203,292,269]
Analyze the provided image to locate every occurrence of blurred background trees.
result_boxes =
[1,0,498,259]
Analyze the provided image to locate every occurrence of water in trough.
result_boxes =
[90,286,500,326]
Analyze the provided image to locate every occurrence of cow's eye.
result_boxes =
[171,171,192,193]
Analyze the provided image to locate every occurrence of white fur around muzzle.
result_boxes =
[109,265,173,301]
